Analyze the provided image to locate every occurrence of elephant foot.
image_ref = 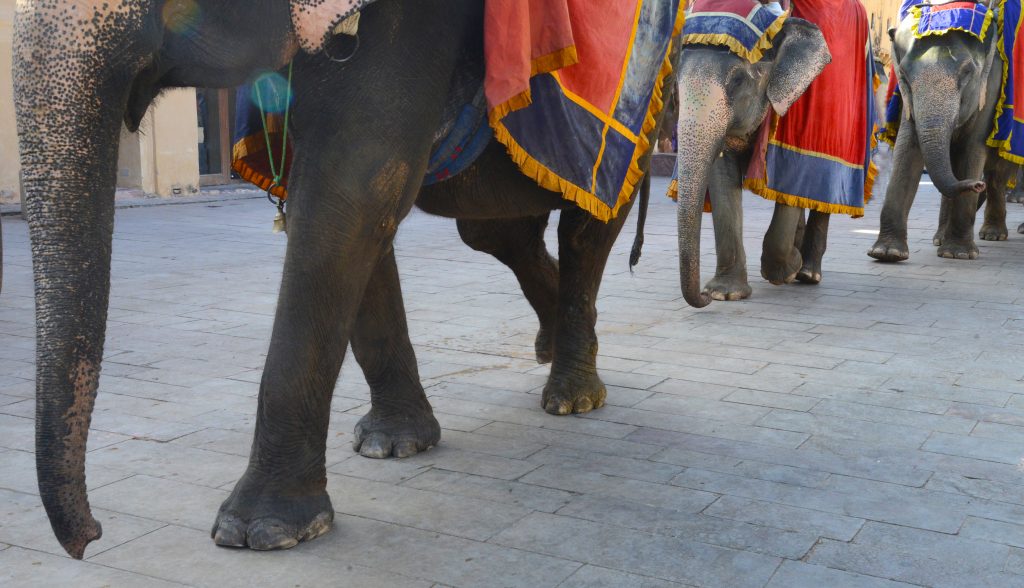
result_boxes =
[535,325,554,364]
[760,248,802,285]
[867,236,909,262]
[704,274,752,301]
[353,406,441,459]
[979,223,1008,241]
[1007,192,1024,204]
[937,240,979,260]
[213,474,334,551]
[795,264,822,285]
[1018,222,1024,234]
[542,371,606,415]
[932,230,943,247]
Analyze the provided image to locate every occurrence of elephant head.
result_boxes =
[674,19,830,308]
[13,0,360,559]
[889,3,998,198]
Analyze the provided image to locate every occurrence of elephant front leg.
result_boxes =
[543,203,632,415]
[456,216,559,364]
[761,203,803,284]
[869,121,925,261]
[796,210,830,284]
[705,154,752,301]
[937,193,980,259]
[351,248,440,459]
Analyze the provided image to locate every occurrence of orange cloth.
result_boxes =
[484,0,578,118]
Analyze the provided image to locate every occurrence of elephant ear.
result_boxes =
[290,0,368,53]
[767,18,831,117]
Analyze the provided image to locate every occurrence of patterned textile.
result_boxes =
[988,0,1024,163]
[742,0,879,217]
[901,0,994,41]
[490,0,686,221]
[232,82,292,200]
[680,0,787,63]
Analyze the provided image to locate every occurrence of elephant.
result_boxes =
[867,7,1016,262]
[673,19,832,306]
[13,0,671,558]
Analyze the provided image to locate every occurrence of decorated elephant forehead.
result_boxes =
[899,0,993,43]
[681,0,787,64]
[290,0,378,53]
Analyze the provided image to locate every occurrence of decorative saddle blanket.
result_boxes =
[744,0,879,217]
[488,0,684,221]
[883,0,1024,164]
[232,0,685,224]
[907,0,994,40]
[680,0,787,63]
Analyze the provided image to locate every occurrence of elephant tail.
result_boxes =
[629,174,652,270]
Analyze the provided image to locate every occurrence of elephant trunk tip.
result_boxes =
[940,179,987,199]
[683,287,713,309]
[51,513,102,560]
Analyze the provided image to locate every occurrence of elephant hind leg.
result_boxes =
[796,210,830,284]
[542,201,634,415]
[457,216,559,364]
[761,203,803,285]
[979,162,1013,242]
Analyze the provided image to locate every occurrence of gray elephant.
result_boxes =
[868,0,1016,261]
[14,0,677,558]
[673,18,828,304]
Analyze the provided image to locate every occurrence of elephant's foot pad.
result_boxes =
[867,237,909,263]
[937,241,979,260]
[795,267,822,284]
[761,248,802,285]
[353,407,441,459]
[705,275,752,301]
[979,223,1008,241]
[213,486,333,551]
[543,373,606,415]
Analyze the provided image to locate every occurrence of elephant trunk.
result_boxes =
[675,80,729,308]
[914,94,985,198]
[13,1,149,559]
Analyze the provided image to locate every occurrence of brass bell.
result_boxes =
[272,207,286,234]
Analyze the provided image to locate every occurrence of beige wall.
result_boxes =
[1,0,19,203]
[0,0,200,203]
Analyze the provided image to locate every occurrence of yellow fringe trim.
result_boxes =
[532,46,579,76]
[490,5,686,222]
[487,46,581,125]
[985,0,1023,163]
[911,4,994,42]
[232,159,288,199]
[680,11,786,64]
[744,178,866,217]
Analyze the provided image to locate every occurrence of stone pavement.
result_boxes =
[2,175,1024,587]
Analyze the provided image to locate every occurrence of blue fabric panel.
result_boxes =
[502,74,608,191]
[765,144,867,210]
[595,129,637,206]
[614,0,680,133]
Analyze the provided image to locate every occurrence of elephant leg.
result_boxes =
[456,216,559,364]
[869,120,925,261]
[542,200,634,415]
[937,144,984,259]
[933,197,950,246]
[979,161,1011,241]
[705,153,752,301]
[213,1,473,550]
[796,210,830,284]
[761,203,804,284]
[350,248,440,459]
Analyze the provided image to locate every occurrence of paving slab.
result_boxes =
[4,177,1024,585]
